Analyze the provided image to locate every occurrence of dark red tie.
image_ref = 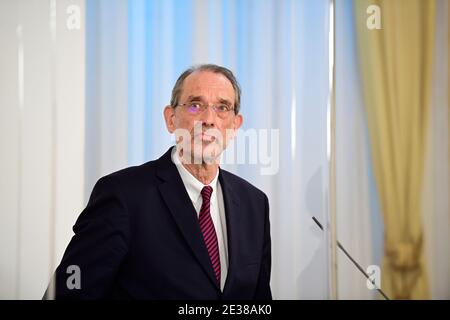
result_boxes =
[199,186,221,285]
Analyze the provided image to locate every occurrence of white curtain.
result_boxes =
[0,0,86,299]
[335,0,380,300]
[85,0,333,299]
[423,0,450,300]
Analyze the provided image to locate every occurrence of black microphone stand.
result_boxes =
[312,216,390,300]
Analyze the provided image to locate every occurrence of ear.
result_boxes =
[227,114,243,140]
[163,105,176,133]
[232,114,243,132]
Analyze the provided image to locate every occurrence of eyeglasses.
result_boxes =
[175,102,235,118]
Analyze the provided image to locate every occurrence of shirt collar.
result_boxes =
[171,146,219,204]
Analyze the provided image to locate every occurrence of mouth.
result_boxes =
[195,132,216,142]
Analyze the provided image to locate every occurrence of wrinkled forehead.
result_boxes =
[180,71,235,103]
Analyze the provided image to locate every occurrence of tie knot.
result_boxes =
[201,186,213,201]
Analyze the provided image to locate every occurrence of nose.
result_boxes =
[198,104,216,127]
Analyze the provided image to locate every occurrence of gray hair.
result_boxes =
[170,64,241,114]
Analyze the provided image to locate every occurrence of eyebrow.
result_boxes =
[186,95,203,102]
[218,98,233,106]
[186,95,233,106]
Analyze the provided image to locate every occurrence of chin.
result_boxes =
[199,142,223,165]
[178,139,225,165]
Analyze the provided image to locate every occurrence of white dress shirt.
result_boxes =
[171,148,228,290]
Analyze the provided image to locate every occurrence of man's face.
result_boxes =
[164,70,243,164]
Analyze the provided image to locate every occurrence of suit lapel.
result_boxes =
[156,147,219,289]
[219,169,241,297]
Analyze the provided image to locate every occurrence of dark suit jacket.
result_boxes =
[44,147,272,299]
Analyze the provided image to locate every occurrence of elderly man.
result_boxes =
[44,64,272,300]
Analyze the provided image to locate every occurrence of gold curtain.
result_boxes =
[354,0,435,299]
